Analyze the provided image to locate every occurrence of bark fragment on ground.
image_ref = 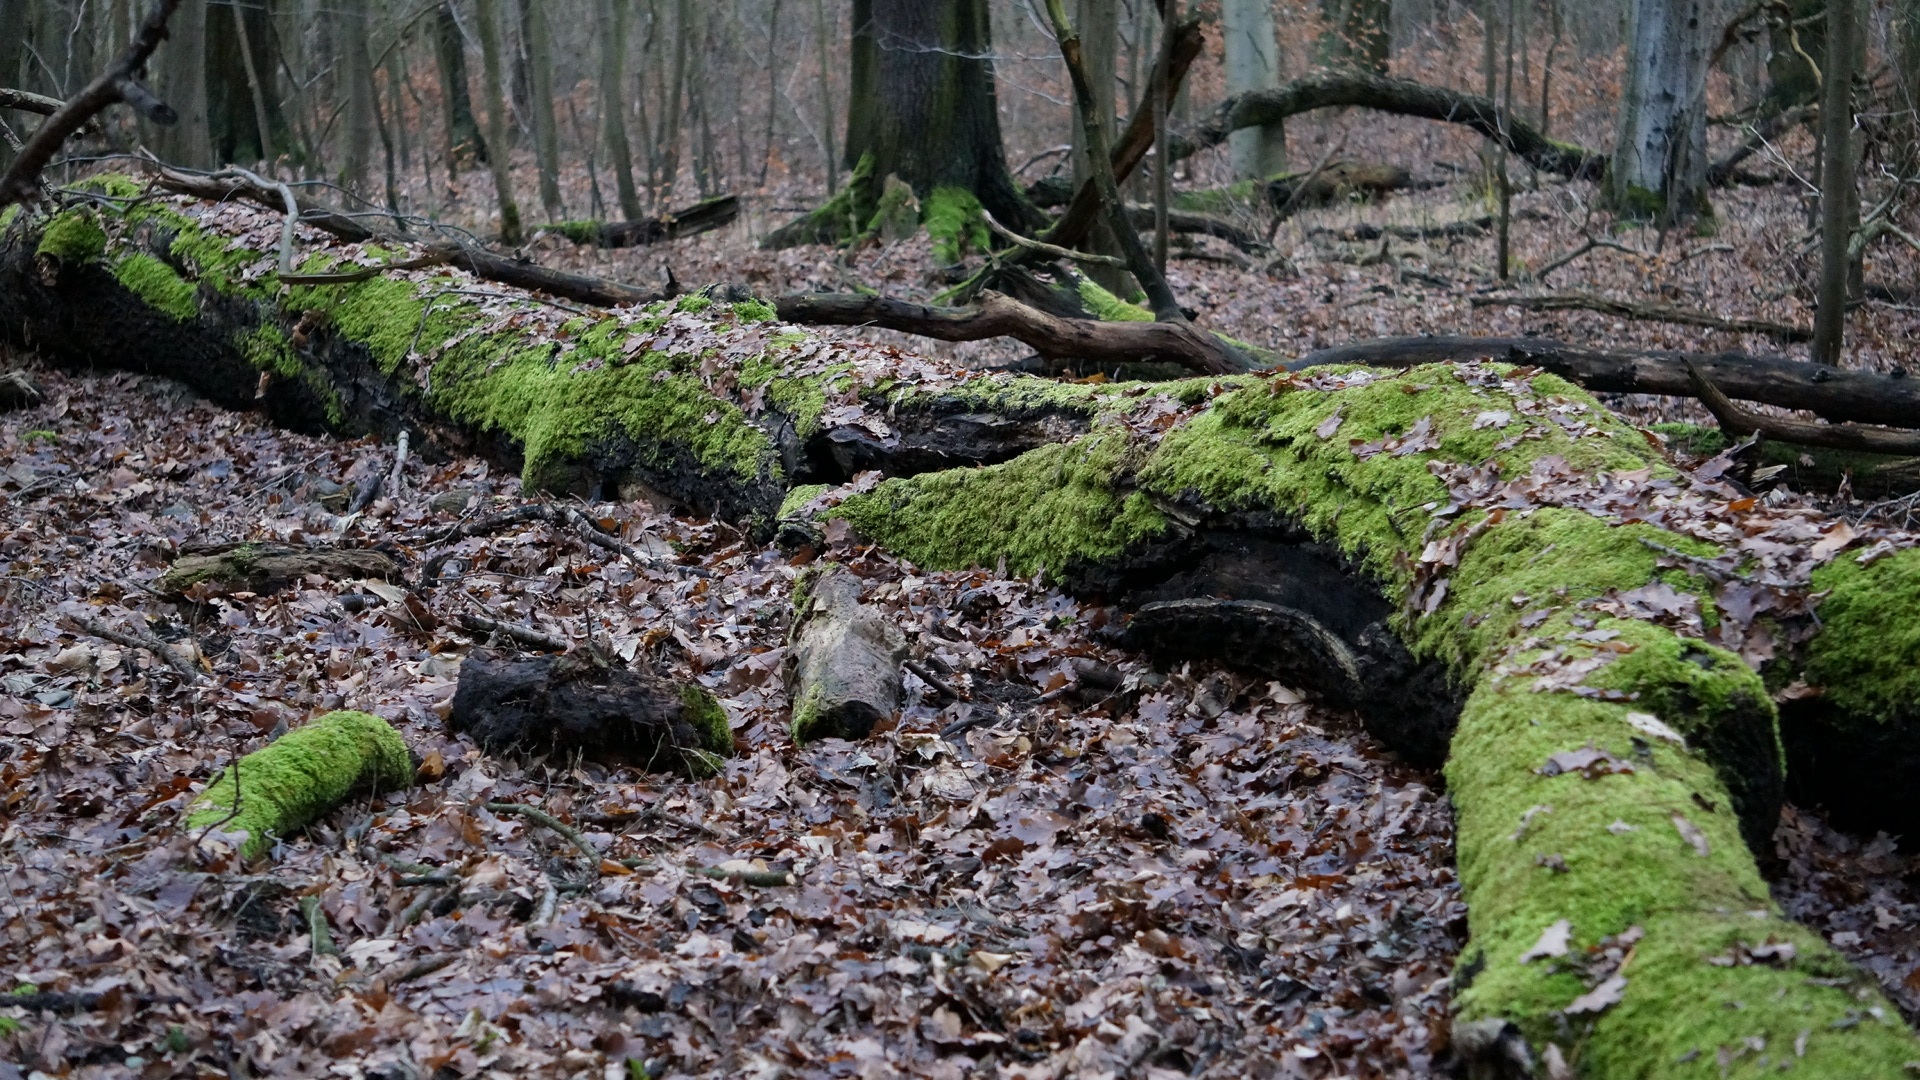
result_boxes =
[156,542,401,596]
[448,650,733,774]
[785,564,907,743]
[184,710,412,860]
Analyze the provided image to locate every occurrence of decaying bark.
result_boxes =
[449,651,733,774]
[156,543,401,596]
[786,564,908,742]
[6,191,1920,1074]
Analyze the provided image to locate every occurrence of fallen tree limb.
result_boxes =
[449,651,732,774]
[786,564,907,742]
[1292,335,1920,429]
[61,614,201,680]
[774,291,1261,376]
[1685,359,1920,454]
[0,88,67,117]
[1173,71,1606,179]
[456,613,570,652]
[1473,291,1811,342]
[545,195,740,248]
[184,711,412,859]
[1121,204,1266,253]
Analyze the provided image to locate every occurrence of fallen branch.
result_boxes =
[1684,359,1920,454]
[1291,335,1920,428]
[0,0,181,206]
[1173,70,1607,179]
[457,612,570,652]
[982,210,1129,268]
[775,291,1261,376]
[1121,204,1267,253]
[299,895,340,956]
[1473,291,1811,342]
[156,543,401,596]
[0,88,67,117]
[544,195,740,248]
[61,614,202,680]
[1534,235,1649,281]
[484,801,604,863]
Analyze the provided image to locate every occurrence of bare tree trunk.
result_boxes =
[758,0,782,186]
[825,0,848,191]
[599,0,644,219]
[522,0,563,219]
[339,0,375,195]
[659,0,691,200]
[474,0,524,243]
[434,2,485,172]
[1812,0,1860,366]
[1609,0,1710,224]
[1072,0,1127,293]
[1223,0,1285,179]
[150,0,212,169]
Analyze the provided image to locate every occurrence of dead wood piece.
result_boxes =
[1474,292,1811,342]
[156,543,400,596]
[547,194,740,248]
[457,613,570,652]
[0,88,67,117]
[776,291,1261,376]
[1121,205,1267,253]
[1264,161,1416,211]
[0,369,43,411]
[449,650,731,773]
[1314,218,1493,242]
[1290,335,1920,429]
[485,801,603,862]
[786,565,907,743]
[61,615,202,680]
[1684,359,1920,455]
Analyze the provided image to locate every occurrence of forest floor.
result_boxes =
[8,108,1920,1077]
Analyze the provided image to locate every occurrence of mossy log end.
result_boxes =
[449,651,733,775]
[8,188,1920,1073]
[184,710,411,859]
[157,543,401,596]
[786,564,908,743]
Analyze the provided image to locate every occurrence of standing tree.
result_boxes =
[1608,0,1710,223]
[1071,0,1127,293]
[1811,0,1861,365]
[522,0,564,218]
[766,0,1041,247]
[1223,0,1286,178]
[597,0,644,220]
[206,0,286,166]
[433,2,486,172]
[474,0,524,243]
[148,0,212,169]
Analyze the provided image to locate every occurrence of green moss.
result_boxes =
[1447,671,1914,1075]
[923,186,989,265]
[677,685,733,775]
[239,324,301,377]
[732,298,778,323]
[1611,183,1666,223]
[183,710,411,859]
[675,293,713,314]
[1075,276,1153,322]
[35,208,107,264]
[0,205,19,233]
[779,484,829,520]
[549,221,604,244]
[763,152,875,248]
[864,174,921,242]
[1806,549,1920,722]
[111,253,199,321]
[71,174,145,200]
[1172,179,1261,216]
[837,430,1168,576]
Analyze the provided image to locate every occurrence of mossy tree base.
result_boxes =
[185,710,412,860]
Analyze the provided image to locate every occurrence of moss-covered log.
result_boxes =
[10,187,1920,1074]
[546,195,740,248]
[157,542,401,596]
[184,710,411,859]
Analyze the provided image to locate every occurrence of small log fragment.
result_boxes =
[545,195,740,248]
[184,710,412,859]
[786,564,907,743]
[449,650,733,773]
[156,542,400,596]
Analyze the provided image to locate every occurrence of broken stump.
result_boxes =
[786,564,908,743]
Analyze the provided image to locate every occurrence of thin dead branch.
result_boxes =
[1474,292,1811,341]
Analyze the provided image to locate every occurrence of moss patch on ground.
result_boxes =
[34,208,107,264]
[1806,549,1920,723]
[184,710,410,859]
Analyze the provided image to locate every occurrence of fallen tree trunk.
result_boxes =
[1472,292,1811,342]
[1294,335,1920,430]
[8,188,1920,1074]
[545,194,740,248]
[185,710,412,859]
[156,542,401,596]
